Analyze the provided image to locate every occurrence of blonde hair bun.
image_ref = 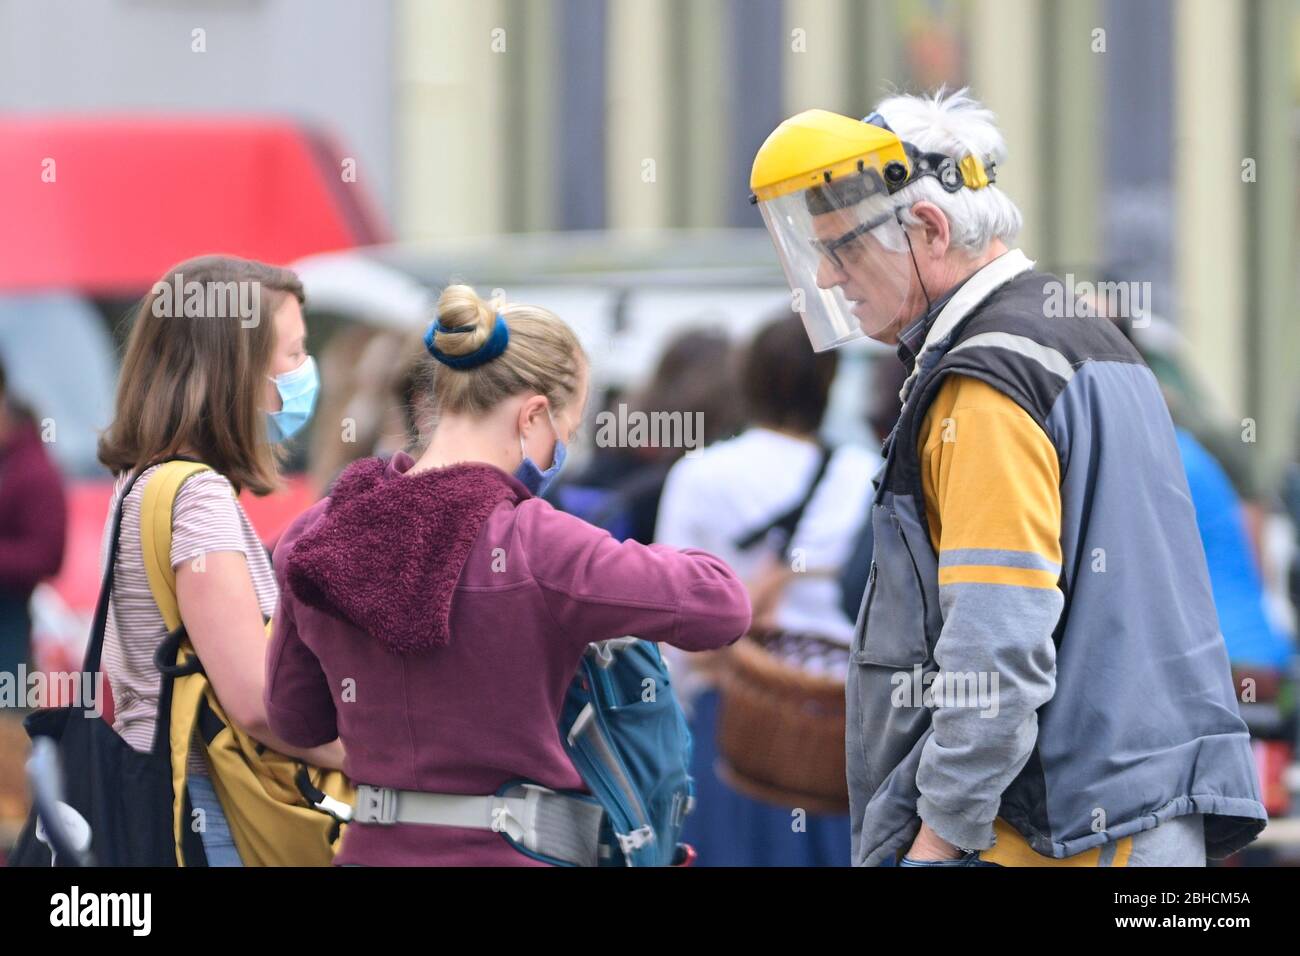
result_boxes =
[423,284,587,418]
[432,284,499,358]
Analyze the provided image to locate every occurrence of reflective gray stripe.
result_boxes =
[946,332,1075,381]
[939,548,1061,575]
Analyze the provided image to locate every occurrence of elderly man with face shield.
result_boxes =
[750,89,1266,867]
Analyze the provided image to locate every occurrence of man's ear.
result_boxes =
[910,201,951,257]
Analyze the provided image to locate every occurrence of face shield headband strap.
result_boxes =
[863,112,997,195]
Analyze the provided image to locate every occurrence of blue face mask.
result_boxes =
[266,355,320,443]
[515,408,567,497]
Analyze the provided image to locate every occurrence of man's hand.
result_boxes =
[905,820,963,861]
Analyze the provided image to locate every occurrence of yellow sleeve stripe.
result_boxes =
[938,565,1060,589]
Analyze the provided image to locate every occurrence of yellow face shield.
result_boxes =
[750,108,995,351]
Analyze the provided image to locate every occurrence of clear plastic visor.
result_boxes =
[757,183,916,351]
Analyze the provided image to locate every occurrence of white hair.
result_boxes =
[872,87,1022,255]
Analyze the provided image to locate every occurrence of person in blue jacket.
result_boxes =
[1175,428,1294,670]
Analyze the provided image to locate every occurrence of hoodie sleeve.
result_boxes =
[517,499,751,652]
[264,510,338,748]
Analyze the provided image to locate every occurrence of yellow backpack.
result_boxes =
[139,459,354,866]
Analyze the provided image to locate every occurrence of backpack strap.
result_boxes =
[140,460,217,632]
[733,441,835,559]
[137,459,227,866]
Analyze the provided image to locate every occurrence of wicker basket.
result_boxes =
[714,628,849,814]
[0,713,31,852]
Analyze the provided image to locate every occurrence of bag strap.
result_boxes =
[139,459,217,633]
[137,458,221,767]
[134,458,229,862]
[81,457,204,675]
[733,441,835,558]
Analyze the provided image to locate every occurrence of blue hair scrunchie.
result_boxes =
[424,313,510,370]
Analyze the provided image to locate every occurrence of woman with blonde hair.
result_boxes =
[265,285,751,866]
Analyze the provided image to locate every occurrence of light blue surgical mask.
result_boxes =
[266,355,320,443]
[515,408,567,497]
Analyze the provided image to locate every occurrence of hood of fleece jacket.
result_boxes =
[285,454,528,653]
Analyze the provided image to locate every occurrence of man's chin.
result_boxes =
[852,302,899,345]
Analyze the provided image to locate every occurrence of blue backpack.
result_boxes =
[500,638,696,867]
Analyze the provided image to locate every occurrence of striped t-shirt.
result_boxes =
[99,464,278,774]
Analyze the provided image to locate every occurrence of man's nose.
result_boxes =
[816,255,845,290]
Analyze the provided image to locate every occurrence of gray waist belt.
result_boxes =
[352,782,607,867]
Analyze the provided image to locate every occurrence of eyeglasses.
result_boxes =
[809,209,896,271]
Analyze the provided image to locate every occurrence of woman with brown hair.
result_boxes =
[96,255,344,866]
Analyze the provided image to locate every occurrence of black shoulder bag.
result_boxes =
[9,461,204,866]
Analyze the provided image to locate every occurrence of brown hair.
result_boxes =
[742,310,839,435]
[97,255,305,494]
[426,284,586,418]
[632,328,743,457]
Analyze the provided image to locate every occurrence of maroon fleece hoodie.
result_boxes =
[265,450,751,866]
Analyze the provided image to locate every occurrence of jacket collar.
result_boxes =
[898,248,1035,405]
[895,282,963,374]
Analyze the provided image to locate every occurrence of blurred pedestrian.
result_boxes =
[1284,416,1300,634]
[307,326,427,497]
[657,312,875,643]
[0,358,67,688]
[552,327,742,544]
[654,310,877,866]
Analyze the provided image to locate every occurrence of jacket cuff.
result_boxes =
[916,794,996,851]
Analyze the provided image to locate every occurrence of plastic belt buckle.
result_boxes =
[357,785,398,826]
[489,795,524,841]
[616,825,655,857]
